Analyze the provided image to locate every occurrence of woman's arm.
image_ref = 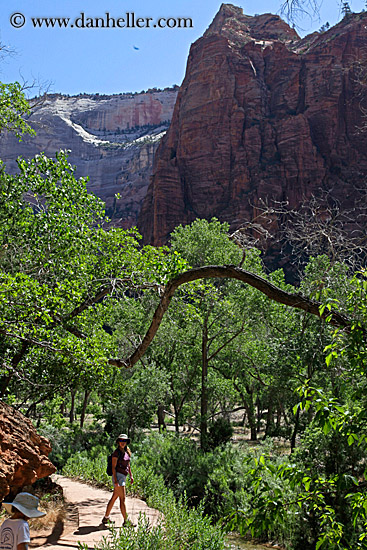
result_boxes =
[128,463,134,484]
[18,543,28,550]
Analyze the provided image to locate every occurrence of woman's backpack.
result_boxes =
[106,449,121,476]
[106,453,113,476]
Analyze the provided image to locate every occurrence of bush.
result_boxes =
[62,450,112,488]
[289,423,367,548]
[226,428,367,549]
[207,417,234,449]
[293,423,366,479]
[39,422,111,470]
[69,432,365,549]
[133,432,263,520]
[96,504,224,550]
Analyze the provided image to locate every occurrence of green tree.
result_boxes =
[103,361,170,438]
[226,268,367,549]
[170,219,247,448]
[0,81,35,139]
[0,150,187,410]
[341,1,352,17]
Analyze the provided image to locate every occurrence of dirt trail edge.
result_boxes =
[31,475,160,550]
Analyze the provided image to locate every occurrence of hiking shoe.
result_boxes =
[102,517,115,525]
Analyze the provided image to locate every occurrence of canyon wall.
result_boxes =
[1,4,366,254]
[138,5,367,248]
[0,89,178,228]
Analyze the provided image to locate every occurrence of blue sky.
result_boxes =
[0,0,365,96]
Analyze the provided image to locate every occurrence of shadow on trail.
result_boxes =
[73,525,106,535]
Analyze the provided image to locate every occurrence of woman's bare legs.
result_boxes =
[118,486,127,522]
[104,485,127,521]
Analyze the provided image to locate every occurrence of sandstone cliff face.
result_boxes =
[0,89,177,228]
[138,5,367,246]
[0,401,56,501]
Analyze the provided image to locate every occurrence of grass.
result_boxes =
[30,492,66,531]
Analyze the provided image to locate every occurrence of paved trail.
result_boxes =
[31,475,160,550]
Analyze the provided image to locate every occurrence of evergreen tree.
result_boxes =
[341,1,352,17]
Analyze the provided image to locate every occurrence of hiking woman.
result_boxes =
[102,434,134,526]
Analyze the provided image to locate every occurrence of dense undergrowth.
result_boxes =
[62,433,227,550]
[60,429,367,550]
[62,432,293,548]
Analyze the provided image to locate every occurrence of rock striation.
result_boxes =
[0,401,56,501]
[138,5,367,246]
[0,89,178,228]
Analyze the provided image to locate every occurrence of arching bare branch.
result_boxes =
[109,265,354,369]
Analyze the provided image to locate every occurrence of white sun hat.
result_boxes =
[2,492,46,518]
[116,433,131,444]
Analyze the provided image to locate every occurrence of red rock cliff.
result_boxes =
[0,401,56,501]
[138,4,367,245]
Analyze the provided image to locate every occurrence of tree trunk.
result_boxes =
[256,398,262,433]
[248,409,257,440]
[80,389,90,428]
[0,374,13,398]
[69,389,76,423]
[200,316,209,451]
[233,382,257,441]
[290,406,300,452]
[25,403,36,418]
[265,402,274,437]
[1,342,29,397]
[173,402,180,433]
[157,404,167,432]
[244,388,257,441]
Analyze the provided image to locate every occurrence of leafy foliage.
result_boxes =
[63,442,225,550]
[0,81,35,139]
[0,149,188,409]
[226,270,367,548]
[103,362,170,438]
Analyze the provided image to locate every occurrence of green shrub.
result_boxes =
[226,430,367,550]
[96,508,224,550]
[133,433,251,520]
[39,422,111,470]
[293,424,366,479]
[62,450,112,487]
[207,417,233,450]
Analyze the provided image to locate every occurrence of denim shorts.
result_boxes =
[113,472,127,487]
